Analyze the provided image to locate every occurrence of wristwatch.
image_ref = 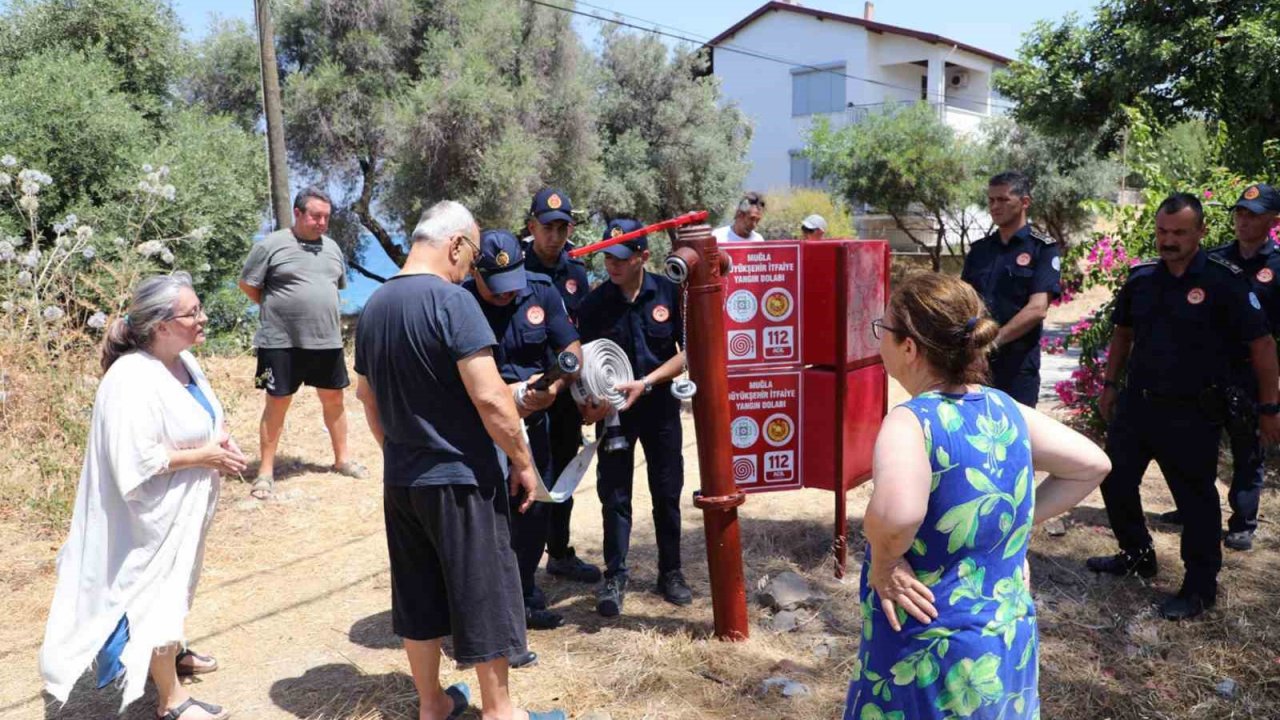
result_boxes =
[642,380,653,395]
[1259,403,1280,416]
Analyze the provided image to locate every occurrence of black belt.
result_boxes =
[1136,388,1203,407]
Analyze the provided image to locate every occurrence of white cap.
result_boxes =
[801,214,828,231]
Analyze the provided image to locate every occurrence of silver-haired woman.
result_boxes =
[40,272,246,720]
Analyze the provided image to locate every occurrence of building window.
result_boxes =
[791,65,846,116]
[789,151,828,189]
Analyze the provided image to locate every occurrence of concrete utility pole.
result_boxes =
[255,0,291,230]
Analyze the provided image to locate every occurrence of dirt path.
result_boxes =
[3,292,1279,719]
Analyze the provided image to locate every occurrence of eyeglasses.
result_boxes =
[171,304,206,321]
[456,235,481,266]
[871,318,907,340]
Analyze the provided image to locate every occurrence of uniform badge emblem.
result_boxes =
[1244,186,1261,201]
[652,304,670,322]
[526,306,545,325]
[610,226,623,238]
[1258,268,1274,283]
[1016,253,1031,267]
[565,278,579,294]
[495,251,510,267]
[547,193,562,209]
[1186,288,1206,305]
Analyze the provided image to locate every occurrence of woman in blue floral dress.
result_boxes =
[846,273,1111,720]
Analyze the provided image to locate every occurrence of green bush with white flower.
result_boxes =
[0,152,264,526]
[0,155,253,347]
[0,0,268,529]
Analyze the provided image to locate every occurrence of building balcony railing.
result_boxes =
[812,100,993,132]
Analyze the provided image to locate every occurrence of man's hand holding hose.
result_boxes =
[614,350,687,410]
[512,343,583,417]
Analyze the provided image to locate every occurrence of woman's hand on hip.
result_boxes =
[869,554,938,631]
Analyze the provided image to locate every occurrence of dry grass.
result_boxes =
[0,330,100,532]
[3,295,1280,718]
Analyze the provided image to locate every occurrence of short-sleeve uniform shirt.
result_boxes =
[962,224,1062,327]
[521,239,591,326]
[1112,250,1269,395]
[354,273,503,489]
[577,272,683,379]
[465,272,579,383]
[240,229,348,349]
[1208,241,1280,335]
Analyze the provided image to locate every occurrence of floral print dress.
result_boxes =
[846,387,1039,720]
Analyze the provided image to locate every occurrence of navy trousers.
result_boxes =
[595,391,685,579]
[1101,391,1223,597]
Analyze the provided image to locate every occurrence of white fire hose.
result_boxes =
[508,340,633,503]
[515,339,692,503]
[569,339,634,411]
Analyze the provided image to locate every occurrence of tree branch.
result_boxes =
[351,156,406,268]
[349,260,388,283]
[887,210,934,255]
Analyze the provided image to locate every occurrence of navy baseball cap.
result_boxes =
[476,229,526,294]
[1232,184,1280,214]
[530,188,574,225]
[601,218,648,259]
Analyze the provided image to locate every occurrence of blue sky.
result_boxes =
[172,0,1098,59]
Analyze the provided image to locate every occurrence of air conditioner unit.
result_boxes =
[949,71,970,89]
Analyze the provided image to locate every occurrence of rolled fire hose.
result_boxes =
[569,339,634,410]
[501,340,633,503]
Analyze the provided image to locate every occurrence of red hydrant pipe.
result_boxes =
[567,211,708,259]
[671,223,749,641]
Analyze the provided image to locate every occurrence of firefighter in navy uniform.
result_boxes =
[1162,184,1280,551]
[961,171,1062,407]
[576,218,691,618]
[1086,193,1280,621]
[464,229,581,650]
[519,187,601,585]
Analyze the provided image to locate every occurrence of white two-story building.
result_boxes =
[708,1,1010,192]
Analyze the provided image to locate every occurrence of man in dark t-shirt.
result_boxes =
[354,200,565,720]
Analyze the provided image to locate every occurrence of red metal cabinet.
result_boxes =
[800,364,887,492]
[801,239,890,369]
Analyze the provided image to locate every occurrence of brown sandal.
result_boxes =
[157,697,229,720]
[175,648,218,676]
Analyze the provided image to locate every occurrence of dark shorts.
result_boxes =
[254,347,350,396]
[383,484,527,664]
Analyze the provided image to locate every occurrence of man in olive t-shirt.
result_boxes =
[238,187,366,498]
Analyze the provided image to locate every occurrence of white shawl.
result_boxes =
[40,350,224,710]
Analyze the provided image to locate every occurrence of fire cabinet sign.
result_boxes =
[720,242,802,369]
[728,369,803,493]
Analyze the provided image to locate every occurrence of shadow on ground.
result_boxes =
[270,663,420,719]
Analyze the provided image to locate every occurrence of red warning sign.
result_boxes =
[720,242,802,368]
[728,369,803,493]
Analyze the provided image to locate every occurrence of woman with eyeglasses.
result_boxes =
[41,272,245,720]
[846,272,1109,720]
